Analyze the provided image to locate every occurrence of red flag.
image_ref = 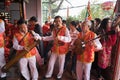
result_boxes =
[86,1,92,20]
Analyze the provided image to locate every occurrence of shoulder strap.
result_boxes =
[18,32,28,44]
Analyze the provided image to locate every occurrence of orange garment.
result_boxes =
[15,32,37,58]
[0,33,4,48]
[77,30,95,63]
[42,24,50,49]
[42,24,50,35]
[51,26,69,54]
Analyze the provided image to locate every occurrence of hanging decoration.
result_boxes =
[101,1,114,11]
[5,0,11,11]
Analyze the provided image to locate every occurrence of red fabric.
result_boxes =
[42,24,50,35]
[98,34,117,69]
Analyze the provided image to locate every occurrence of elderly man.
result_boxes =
[13,18,39,80]
[74,20,102,80]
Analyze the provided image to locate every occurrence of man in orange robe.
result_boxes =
[13,18,39,80]
[36,16,71,80]
[75,20,102,80]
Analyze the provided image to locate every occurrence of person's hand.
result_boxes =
[57,35,61,40]
[34,36,39,40]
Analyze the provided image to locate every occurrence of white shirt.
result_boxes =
[42,28,71,43]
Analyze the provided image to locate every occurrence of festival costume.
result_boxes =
[43,26,71,79]
[98,34,116,69]
[76,30,102,80]
[13,32,38,80]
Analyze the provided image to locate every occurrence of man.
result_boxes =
[28,16,43,58]
[13,18,39,80]
[37,16,71,80]
[64,21,79,79]
[75,20,102,80]
[0,19,7,80]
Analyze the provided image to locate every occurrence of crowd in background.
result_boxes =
[0,15,120,80]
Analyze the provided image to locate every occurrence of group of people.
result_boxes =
[0,15,120,80]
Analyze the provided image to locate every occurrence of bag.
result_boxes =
[8,47,17,60]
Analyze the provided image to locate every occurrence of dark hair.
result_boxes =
[29,16,37,22]
[54,16,62,20]
[95,18,101,24]
[70,21,77,27]
[62,20,66,24]
[99,18,110,31]
[45,21,48,24]
[17,18,25,25]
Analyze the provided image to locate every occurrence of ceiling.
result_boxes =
[0,0,29,3]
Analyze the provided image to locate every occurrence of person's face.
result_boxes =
[107,20,112,29]
[94,20,97,26]
[81,22,89,32]
[19,23,28,33]
[29,21,36,26]
[69,24,74,30]
[54,17,62,27]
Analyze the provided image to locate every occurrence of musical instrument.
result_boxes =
[73,33,106,55]
[73,38,85,55]
[1,40,39,72]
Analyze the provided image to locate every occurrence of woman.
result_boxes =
[97,18,117,79]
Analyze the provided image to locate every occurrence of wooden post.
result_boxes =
[113,32,120,80]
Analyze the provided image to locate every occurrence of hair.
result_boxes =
[70,21,77,27]
[95,18,101,24]
[17,18,26,25]
[54,16,62,20]
[29,16,37,22]
[99,18,110,31]
[45,21,48,24]
[82,20,92,28]
[62,20,66,24]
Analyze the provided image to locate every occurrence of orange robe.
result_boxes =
[51,26,69,54]
[14,32,37,58]
[77,30,96,63]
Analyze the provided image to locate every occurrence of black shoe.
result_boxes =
[0,77,7,80]
[42,76,51,80]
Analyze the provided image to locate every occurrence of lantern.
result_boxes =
[5,0,11,6]
[101,1,113,10]
[5,0,11,11]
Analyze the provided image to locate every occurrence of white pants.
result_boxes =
[0,48,6,78]
[45,53,65,78]
[76,61,92,80]
[19,56,38,80]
